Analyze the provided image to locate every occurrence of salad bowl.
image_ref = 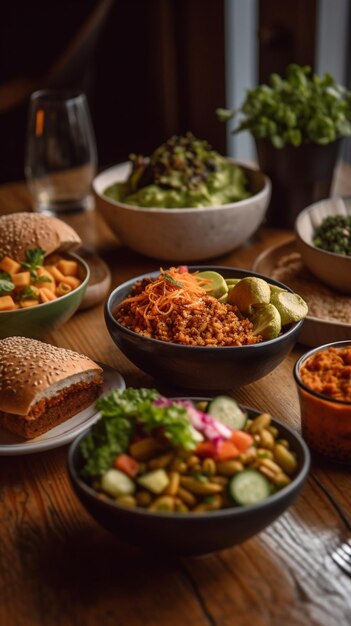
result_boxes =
[68,396,310,558]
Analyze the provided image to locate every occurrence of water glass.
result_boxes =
[25,89,97,215]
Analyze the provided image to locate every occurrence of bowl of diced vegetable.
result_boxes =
[0,250,89,339]
[295,196,351,294]
[67,387,310,557]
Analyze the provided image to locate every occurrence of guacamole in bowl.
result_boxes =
[104,133,251,209]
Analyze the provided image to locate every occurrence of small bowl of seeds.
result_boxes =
[295,196,351,294]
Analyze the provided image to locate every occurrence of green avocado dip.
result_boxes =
[104,133,251,208]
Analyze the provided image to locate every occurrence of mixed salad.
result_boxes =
[80,388,299,513]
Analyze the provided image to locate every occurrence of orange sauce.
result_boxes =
[298,347,351,463]
[299,347,351,402]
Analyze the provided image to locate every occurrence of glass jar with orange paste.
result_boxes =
[294,341,351,463]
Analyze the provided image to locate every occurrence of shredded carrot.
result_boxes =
[116,267,207,329]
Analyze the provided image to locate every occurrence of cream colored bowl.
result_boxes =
[295,197,351,294]
[93,161,271,262]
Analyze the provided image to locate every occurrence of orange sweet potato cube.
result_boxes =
[0,256,21,275]
[0,295,16,311]
[56,259,79,277]
[12,271,31,288]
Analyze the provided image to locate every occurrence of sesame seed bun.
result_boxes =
[0,212,81,261]
[0,337,103,438]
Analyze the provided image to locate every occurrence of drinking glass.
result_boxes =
[25,89,97,215]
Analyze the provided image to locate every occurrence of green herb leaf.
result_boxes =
[192,472,208,483]
[20,286,38,300]
[21,248,45,271]
[203,495,216,504]
[80,388,199,479]
[217,63,351,147]
[81,388,161,478]
[30,271,52,283]
[163,273,184,288]
[0,272,14,296]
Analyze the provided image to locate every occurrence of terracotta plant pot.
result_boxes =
[256,139,342,229]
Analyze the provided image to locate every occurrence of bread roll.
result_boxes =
[0,212,81,262]
[0,337,103,439]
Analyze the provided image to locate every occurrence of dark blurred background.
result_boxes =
[0,0,349,183]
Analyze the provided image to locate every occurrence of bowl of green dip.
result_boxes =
[93,134,271,262]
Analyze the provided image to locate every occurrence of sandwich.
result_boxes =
[0,336,103,439]
[0,212,81,262]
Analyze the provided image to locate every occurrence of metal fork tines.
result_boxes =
[331,539,351,576]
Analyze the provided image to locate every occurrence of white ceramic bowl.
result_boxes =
[93,161,271,262]
[295,197,351,293]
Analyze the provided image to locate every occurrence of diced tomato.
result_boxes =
[229,430,253,452]
[177,265,188,274]
[195,441,216,458]
[215,440,240,461]
[114,453,140,478]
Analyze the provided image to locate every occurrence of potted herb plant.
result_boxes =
[218,64,351,228]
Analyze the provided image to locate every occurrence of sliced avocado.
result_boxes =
[197,270,228,299]
[227,277,271,315]
[225,278,240,287]
[270,291,308,326]
[269,284,287,297]
[250,303,282,340]
[225,278,240,301]
[218,293,228,303]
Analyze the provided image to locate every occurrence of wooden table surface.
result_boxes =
[1,172,351,626]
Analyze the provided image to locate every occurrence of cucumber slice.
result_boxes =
[101,469,135,498]
[137,469,170,494]
[208,396,247,429]
[229,469,271,506]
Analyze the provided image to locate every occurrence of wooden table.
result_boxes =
[1,175,351,626]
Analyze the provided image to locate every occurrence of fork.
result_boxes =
[332,539,351,576]
[311,474,351,576]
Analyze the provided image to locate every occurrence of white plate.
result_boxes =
[0,363,125,455]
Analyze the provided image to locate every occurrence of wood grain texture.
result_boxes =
[1,168,351,626]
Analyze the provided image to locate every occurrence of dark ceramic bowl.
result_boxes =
[67,405,310,557]
[105,266,304,391]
